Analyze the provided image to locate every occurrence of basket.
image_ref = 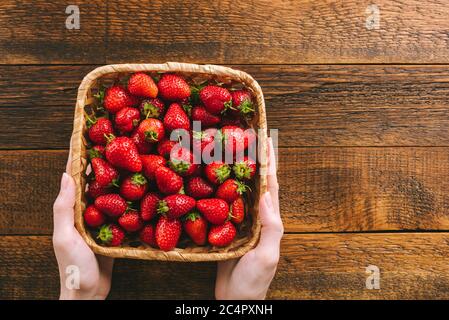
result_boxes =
[71,62,268,261]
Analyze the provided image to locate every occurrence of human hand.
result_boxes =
[215,138,283,300]
[53,149,114,300]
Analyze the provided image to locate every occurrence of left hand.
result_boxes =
[53,149,114,300]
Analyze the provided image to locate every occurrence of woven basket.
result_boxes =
[71,62,267,262]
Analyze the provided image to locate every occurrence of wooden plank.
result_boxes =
[0,0,106,64]
[1,234,449,299]
[106,0,449,64]
[3,65,449,148]
[2,148,449,234]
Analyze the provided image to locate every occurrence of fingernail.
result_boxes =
[61,173,69,191]
[264,192,273,210]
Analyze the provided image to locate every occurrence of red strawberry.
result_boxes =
[163,103,191,132]
[197,198,229,225]
[222,125,256,159]
[216,179,248,203]
[105,136,142,172]
[87,180,111,199]
[140,224,157,246]
[141,154,166,180]
[233,156,256,181]
[157,194,196,219]
[91,158,119,187]
[208,221,236,247]
[120,173,148,201]
[88,145,105,160]
[192,128,221,159]
[118,210,143,232]
[136,118,165,143]
[114,107,140,133]
[191,105,220,128]
[230,196,245,224]
[155,166,184,194]
[131,130,153,154]
[128,72,158,98]
[140,192,161,221]
[186,176,214,199]
[94,194,127,217]
[104,85,137,114]
[230,90,254,116]
[155,216,182,251]
[168,147,198,176]
[84,205,105,227]
[204,161,231,184]
[87,118,114,146]
[199,85,232,115]
[98,224,125,246]
[139,98,165,119]
[183,212,207,245]
[157,74,191,101]
[157,138,177,158]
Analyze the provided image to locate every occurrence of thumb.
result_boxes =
[255,192,283,253]
[53,173,76,233]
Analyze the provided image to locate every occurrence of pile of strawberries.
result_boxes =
[83,71,257,251]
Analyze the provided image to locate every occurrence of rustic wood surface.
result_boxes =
[1,0,449,300]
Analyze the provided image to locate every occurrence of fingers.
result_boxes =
[53,173,76,234]
[255,192,283,255]
[66,137,73,174]
[267,137,279,200]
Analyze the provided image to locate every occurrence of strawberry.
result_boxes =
[128,72,158,98]
[220,115,243,128]
[230,196,245,224]
[192,128,221,159]
[199,85,232,115]
[168,147,198,176]
[94,194,127,217]
[157,194,196,219]
[196,198,229,225]
[140,224,157,246]
[155,216,182,251]
[136,118,165,143]
[84,205,105,228]
[87,117,114,146]
[183,212,207,245]
[157,74,191,101]
[120,173,148,201]
[208,221,236,247]
[230,90,254,116]
[97,224,125,246]
[185,176,214,199]
[87,180,111,199]
[141,154,166,180]
[163,103,191,132]
[88,145,105,160]
[139,98,165,119]
[191,105,220,128]
[233,156,256,181]
[204,161,231,184]
[216,179,248,203]
[155,166,183,195]
[140,192,161,221]
[157,138,177,158]
[131,130,153,154]
[104,85,137,114]
[105,136,142,172]
[222,125,256,159]
[114,107,140,133]
[118,210,143,232]
[91,158,119,187]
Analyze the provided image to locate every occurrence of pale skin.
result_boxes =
[53,138,283,300]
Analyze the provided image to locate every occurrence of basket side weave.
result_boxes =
[71,62,268,262]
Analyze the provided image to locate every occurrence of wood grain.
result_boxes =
[1,234,449,299]
[0,1,106,64]
[3,148,449,234]
[106,0,449,64]
[3,65,449,148]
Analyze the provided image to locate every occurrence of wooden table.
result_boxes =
[1,0,449,299]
